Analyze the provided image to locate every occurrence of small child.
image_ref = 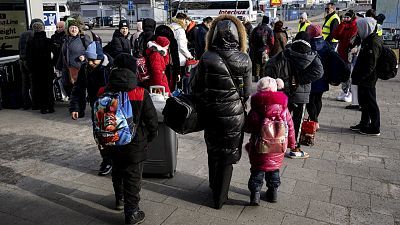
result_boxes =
[244,77,296,205]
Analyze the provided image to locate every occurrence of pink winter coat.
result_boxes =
[244,91,296,171]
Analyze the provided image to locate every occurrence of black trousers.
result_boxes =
[358,86,380,130]
[20,60,33,108]
[289,103,306,143]
[112,160,144,212]
[208,157,233,208]
[32,73,54,110]
[248,169,280,193]
[306,92,323,122]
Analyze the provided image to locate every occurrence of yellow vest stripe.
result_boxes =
[298,22,311,32]
[322,13,340,42]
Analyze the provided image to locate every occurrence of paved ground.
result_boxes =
[1,73,400,225]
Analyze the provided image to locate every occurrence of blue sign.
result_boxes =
[43,12,57,26]
[128,1,133,10]
[164,1,168,11]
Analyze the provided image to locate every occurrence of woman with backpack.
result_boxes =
[244,77,295,205]
[191,14,252,209]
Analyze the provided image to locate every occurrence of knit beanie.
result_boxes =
[156,36,170,47]
[300,12,308,20]
[257,77,278,92]
[67,19,81,29]
[292,31,311,53]
[30,18,44,29]
[307,24,322,39]
[262,16,270,24]
[119,20,129,29]
[113,53,136,74]
[85,41,104,60]
[32,22,44,33]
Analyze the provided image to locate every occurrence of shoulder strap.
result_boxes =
[128,87,145,133]
[80,36,87,50]
[216,52,246,109]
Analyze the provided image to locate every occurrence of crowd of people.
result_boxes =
[15,3,388,224]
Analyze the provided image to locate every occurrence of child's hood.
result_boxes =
[251,91,288,111]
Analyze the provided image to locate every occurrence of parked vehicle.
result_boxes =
[109,15,127,27]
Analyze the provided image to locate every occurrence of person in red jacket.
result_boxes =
[145,36,171,94]
[332,10,359,108]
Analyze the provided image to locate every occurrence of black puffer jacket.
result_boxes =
[265,40,323,104]
[109,30,131,58]
[104,68,158,163]
[191,15,252,164]
[352,33,382,87]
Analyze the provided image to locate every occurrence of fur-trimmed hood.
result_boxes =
[251,91,288,114]
[147,41,168,56]
[206,15,247,53]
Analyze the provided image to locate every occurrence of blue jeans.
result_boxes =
[248,169,280,193]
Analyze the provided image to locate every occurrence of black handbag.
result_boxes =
[162,94,203,134]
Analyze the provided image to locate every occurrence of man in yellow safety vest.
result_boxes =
[298,12,311,32]
[322,2,340,49]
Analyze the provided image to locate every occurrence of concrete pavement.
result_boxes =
[0,75,400,225]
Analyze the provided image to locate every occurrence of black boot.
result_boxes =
[266,188,278,203]
[115,194,124,211]
[125,208,145,225]
[250,192,260,206]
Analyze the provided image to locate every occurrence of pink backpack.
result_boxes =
[254,106,288,154]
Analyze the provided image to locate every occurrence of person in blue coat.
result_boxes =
[306,25,330,125]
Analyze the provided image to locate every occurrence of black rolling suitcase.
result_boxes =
[143,86,178,178]
[0,61,23,109]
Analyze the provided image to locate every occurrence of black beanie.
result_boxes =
[294,31,311,43]
[113,53,136,74]
[292,31,311,53]
[119,19,129,29]
[345,10,356,19]
[109,54,137,91]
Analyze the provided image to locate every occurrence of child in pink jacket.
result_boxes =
[244,77,296,205]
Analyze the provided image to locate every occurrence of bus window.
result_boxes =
[59,5,66,13]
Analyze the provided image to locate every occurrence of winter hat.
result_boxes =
[300,12,308,20]
[109,53,137,91]
[345,10,356,19]
[307,24,322,39]
[257,76,278,92]
[262,16,270,24]
[356,17,377,39]
[143,18,156,32]
[30,18,44,29]
[113,53,136,74]
[376,14,386,25]
[156,36,170,47]
[32,22,44,32]
[274,21,284,31]
[67,19,82,29]
[119,20,129,29]
[292,31,311,53]
[85,41,104,60]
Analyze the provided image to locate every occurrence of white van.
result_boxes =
[110,15,127,27]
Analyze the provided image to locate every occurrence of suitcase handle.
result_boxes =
[149,85,166,96]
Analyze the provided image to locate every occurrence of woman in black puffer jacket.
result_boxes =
[191,14,252,209]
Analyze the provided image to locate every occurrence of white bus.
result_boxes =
[171,0,257,23]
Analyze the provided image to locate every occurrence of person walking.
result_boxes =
[26,22,54,114]
[270,21,288,57]
[145,36,171,94]
[298,12,311,32]
[18,18,45,110]
[350,17,382,136]
[250,16,274,82]
[306,25,330,126]
[191,15,252,209]
[322,2,340,49]
[109,20,131,58]
[51,21,66,68]
[130,21,143,45]
[244,77,295,205]
[69,41,114,176]
[332,10,359,107]
[96,54,158,225]
[265,31,323,158]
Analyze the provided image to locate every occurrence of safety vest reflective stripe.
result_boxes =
[377,24,383,36]
[298,22,311,32]
[322,13,340,42]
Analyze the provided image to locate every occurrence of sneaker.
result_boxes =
[345,105,360,110]
[116,198,124,211]
[336,91,346,101]
[287,148,309,159]
[250,192,260,206]
[344,92,352,103]
[98,162,112,176]
[350,124,364,131]
[125,209,145,225]
[359,127,380,136]
[266,188,278,203]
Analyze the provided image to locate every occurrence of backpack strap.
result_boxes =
[128,87,145,135]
